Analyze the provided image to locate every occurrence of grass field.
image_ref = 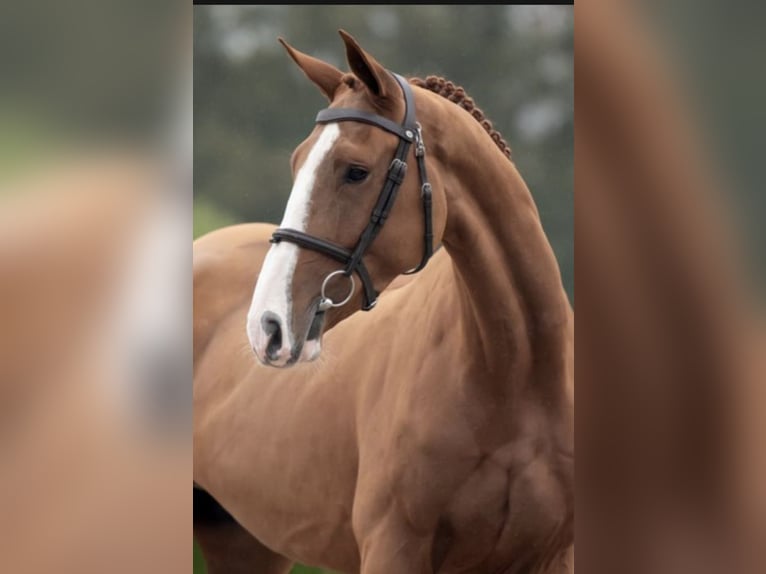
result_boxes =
[193,540,336,574]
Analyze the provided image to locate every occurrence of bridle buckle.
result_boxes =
[388,158,408,184]
[414,122,426,157]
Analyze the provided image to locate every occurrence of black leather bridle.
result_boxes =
[270,72,433,311]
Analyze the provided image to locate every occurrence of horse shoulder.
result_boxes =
[193,223,274,360]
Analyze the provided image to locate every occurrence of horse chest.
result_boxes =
[370,426,573,573]
[440,450,573,572]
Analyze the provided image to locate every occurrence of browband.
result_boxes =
[316,108,415,141]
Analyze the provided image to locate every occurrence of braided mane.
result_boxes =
[410,75,512,160]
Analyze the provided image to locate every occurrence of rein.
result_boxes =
[270,73,433,311]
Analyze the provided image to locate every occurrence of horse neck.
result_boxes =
[423,94,571,391]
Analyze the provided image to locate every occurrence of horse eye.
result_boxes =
[345,166,369,183]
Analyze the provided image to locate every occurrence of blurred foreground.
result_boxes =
[0,2,192,573]
[0,154,192,574]
[576,1,766,573]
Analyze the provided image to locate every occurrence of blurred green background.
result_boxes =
[193,5,572,573]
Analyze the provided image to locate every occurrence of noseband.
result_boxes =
[270,72,434,311]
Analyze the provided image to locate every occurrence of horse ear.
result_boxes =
[278,37,343,101]
[338,29,398,100]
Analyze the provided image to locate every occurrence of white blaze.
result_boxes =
[247,124,340,358]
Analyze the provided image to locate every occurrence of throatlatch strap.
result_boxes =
[403,131,433,275]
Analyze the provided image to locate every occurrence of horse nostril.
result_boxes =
[261,312,283,360]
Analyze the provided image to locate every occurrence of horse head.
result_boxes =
[247,31,447,367]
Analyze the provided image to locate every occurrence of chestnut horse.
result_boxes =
[193,31,573,573]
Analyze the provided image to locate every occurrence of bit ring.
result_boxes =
[319,270,355,311]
